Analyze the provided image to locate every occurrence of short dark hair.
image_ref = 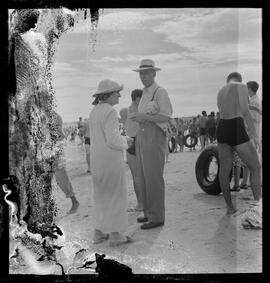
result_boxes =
[246,81,259,93]
[131,89,143,101]
[226,72,242,83]
[92,92,114,105]
[202,110,206,115]
[99,92,114,102]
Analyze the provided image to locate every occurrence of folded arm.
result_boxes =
[130,88,172,123]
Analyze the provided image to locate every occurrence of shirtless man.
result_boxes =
[216,72,261,214]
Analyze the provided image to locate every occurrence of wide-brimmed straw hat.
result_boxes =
[93,79,124,97]
[133,59,161,72]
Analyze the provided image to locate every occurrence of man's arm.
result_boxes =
[249,105,262,116]
[249,97,262,125]
[238,85,257,140]
[130,88,172,123]
[141,87,172,123]
[143,113,170,123]
[129,112,169,123]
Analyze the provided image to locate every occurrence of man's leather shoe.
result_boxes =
[140,222,164,229]
[137,216,148,223]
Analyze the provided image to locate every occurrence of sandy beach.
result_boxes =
[52,136,262,274]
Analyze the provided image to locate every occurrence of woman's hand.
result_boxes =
[126,136,134,148]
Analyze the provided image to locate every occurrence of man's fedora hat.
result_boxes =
[133,59,161,72]
[93,79,124,97]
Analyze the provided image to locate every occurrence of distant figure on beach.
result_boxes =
[69,127,77,141]
[77,117,84,146]
[120,89,143,212]
[89,79,134,246]
[189,117,198,150]
[216,72,261,214]
[176,119,184,152]
[206,112,216,143]
[198,110,208,150]
[82,118,91,173]
[53,112,80,214]
[130,59,173,229]
[168,119,177,154]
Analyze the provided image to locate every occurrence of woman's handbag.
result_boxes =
[126,136,136,155]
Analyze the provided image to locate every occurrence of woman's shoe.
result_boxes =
[92,234,109,244]
[109,236,133,247]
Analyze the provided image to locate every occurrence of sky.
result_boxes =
[52,8,262,123]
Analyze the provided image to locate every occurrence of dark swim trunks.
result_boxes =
[216,117,250,147]
[84,136,90,145]
[199,128,207,135]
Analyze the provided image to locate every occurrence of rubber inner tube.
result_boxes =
[168,137,176,153]
[195,144,233,195]
[195,144,221,195]
[184,134,198,148]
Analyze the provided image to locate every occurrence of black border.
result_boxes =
[1,0,268,282]
[4,0,269,9]
[0,2,10,277]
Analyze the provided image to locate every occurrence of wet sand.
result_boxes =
[52,137,262,274]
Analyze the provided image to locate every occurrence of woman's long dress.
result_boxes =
[89,103,128,234]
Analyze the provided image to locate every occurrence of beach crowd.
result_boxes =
[54,59,262,247]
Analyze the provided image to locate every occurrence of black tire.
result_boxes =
[184,134,198,148]
[195,144,233,195]
[195,144,221,195]
[168,137,176,153]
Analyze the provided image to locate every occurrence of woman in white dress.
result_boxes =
[89,79,134,247]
